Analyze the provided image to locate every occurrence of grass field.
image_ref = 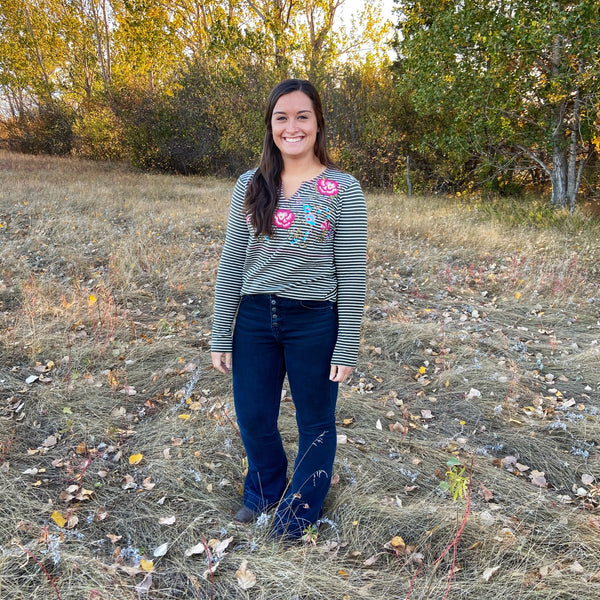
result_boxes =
[1,150,599,599]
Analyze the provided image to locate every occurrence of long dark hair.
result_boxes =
[244,79,335,237]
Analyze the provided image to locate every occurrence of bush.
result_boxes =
[72,105,125,161]
[4,101,75,155]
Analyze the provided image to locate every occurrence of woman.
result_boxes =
[211,79,367,539]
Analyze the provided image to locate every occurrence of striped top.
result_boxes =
[211,167,367,366]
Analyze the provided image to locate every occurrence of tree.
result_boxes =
[393,0,600,206]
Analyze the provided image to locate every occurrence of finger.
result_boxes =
[329,364,338,381]
[330,365,353,382]
[211,352,230,374]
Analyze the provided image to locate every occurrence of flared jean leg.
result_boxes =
[271,302,339,538]
[232,297,288,512]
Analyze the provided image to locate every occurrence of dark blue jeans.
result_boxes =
[232,294,339,537]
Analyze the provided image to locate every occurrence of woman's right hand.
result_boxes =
[211,352,232,374]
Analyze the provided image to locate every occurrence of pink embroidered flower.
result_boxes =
[273,209,295,229]
[317,178,339,196]
[320,219,331,231]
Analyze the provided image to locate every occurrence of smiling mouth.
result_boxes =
[283,137,304,143]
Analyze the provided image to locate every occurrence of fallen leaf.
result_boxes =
[203,562,220,579]
[153,542,168,557]
[530,470,547,488]
[158,516,176,526]
[375,419,382,430]
[234,559,257,590]
[142,477,155,490]
[140,559,154,572]
[211,536,233,558]
[363,554,379,566]
[389,422,407,434]
[129,453,143,465]
[51,511,67,528]
[42,435,57,447]
[479,483,494,502]
[120,385,137,396]
[582,474,595,485]
[482,565,501,582]
[122,475,137,490]
[107,534,122,544]
[135,573,152,593]
[66,513,79,528]
[185,542,206,557]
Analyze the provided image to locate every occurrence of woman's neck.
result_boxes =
[281,156,325,181]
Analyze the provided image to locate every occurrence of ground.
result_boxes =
[0,151,599,599]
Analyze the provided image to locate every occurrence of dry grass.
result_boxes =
[1,151,599,600]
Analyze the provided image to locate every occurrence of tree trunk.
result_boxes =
[567,67,582,212]
[551,144,568,207]
[550,31,568,207]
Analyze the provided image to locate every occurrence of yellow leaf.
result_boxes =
[88,294,98,306]
[418,366,427,374]
[140,559,154,572]
[514,292,522,300]
[390,536,406,548]
[51,511,67,528]
[178,414,191,420]
[129,453,144,465]
[338,569,349,578]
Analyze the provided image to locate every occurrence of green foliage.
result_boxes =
[393,0,600,200]
[440,457,469,502]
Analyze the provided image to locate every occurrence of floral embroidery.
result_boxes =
[273,209,295,229]
[317,178,339,196]
[320,219,331,232]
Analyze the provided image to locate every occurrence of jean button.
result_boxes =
[271,299,276,305]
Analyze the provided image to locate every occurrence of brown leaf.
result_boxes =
[42,435,57,448]
[363,554,379,566]
[479,483,494,502]
[211,536,233,558]
[234,559,257,590]
[107,534,122,544]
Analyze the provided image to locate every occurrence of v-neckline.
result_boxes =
[281,168,329,201]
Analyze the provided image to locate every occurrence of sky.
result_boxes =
[338,0,396,26]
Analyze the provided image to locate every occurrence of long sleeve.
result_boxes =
[210,174,252,352]
[331,179,367,366]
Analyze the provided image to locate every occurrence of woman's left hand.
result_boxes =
[329,364,353,383]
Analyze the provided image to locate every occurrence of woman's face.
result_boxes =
[270,91,319,163]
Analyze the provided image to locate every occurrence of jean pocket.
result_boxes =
[299,299,334,310]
